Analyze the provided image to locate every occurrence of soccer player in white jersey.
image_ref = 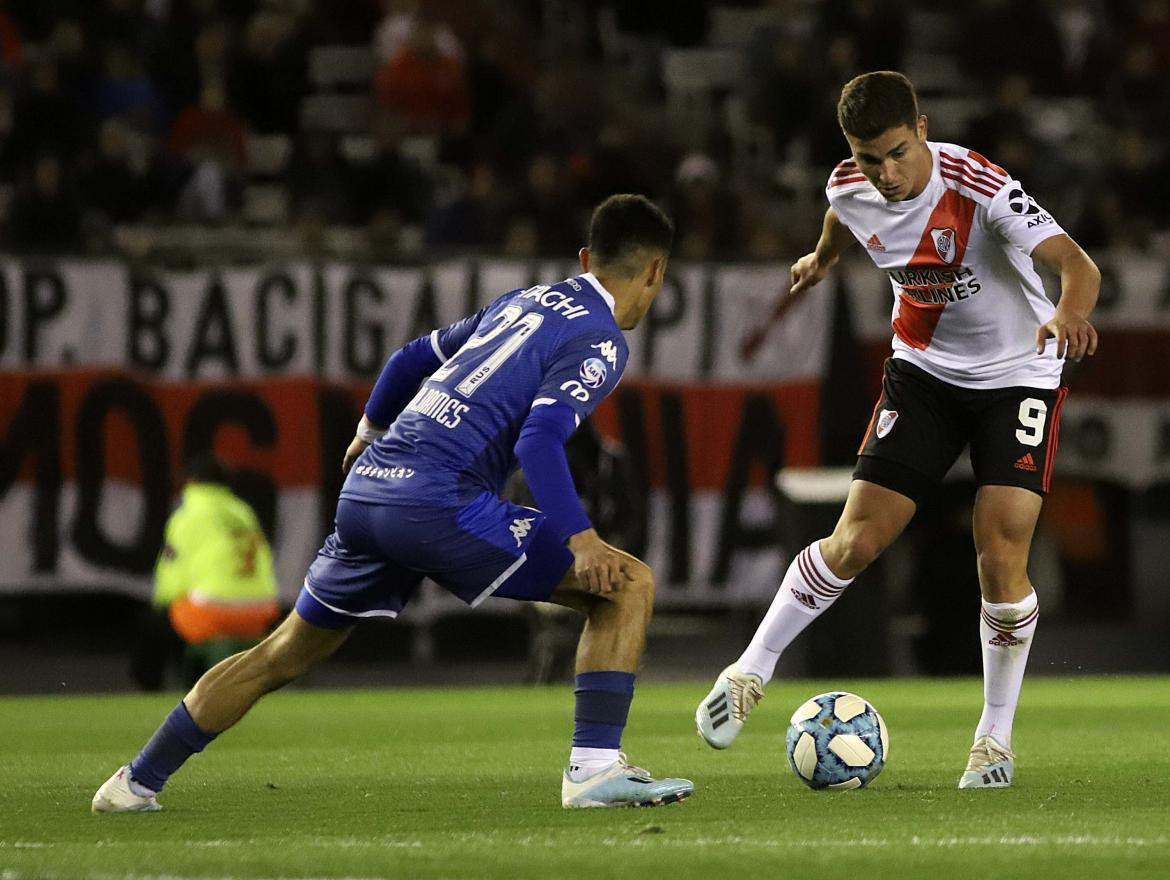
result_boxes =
[696,71,1100,788]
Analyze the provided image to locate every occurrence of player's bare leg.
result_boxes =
[960,485,1043,789]
[549,554,653,675]
[698,480,915,748]
[184,612,352,732]
[93,612,352,812]
[548,553,693,807]
[818,480,917,579]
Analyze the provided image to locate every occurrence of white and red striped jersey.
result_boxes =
[827,141,1065,389]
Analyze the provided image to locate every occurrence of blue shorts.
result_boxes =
[296,492,575,628]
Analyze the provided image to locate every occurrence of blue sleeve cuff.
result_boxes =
[365,336,443,427]
[514,403,593,544]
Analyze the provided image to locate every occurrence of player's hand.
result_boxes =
[568,528,631,595]
[341,436,369,475]
[789,251,832,296]
[1036,309,1098,361]
[740,253,830,362]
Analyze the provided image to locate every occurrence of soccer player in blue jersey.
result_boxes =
[93,194,693,812]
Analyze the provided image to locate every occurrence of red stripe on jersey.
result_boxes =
[964,149,1008,177]
[940,169,999,200]
[909,187,977,267]
[1042,386,1068,492]
[939,152,1006,187]
[891,298,946,350]
[891,188,978,350]
[830,175,867,187]
[939,162,1004,194]
[834,159,858,171]
[939,158,1005,190]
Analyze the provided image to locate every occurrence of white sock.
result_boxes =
[127,777,157,797]
[975,591,1039,750]
[736,540,853,685]
[567,746,620,781]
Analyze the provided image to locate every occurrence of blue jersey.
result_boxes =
[342,272,628,507]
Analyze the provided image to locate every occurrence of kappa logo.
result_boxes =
[591,339,619,368]
[866,233,886,252]
[875,409,898,439]
[579,357,608,389]
[930,226,957,264]
[509,517,535,547]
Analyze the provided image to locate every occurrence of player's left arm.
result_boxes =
[514,328,631,594]
[985,175,1100,363]
[1030,233,1101,362]
[342,307,489,473]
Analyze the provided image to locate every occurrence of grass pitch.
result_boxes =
[1,676,1168,880]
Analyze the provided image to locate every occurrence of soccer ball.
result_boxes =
[785,691,889,790]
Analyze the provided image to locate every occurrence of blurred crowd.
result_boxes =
[1,0,1168,262]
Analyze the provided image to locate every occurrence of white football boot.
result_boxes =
[958,735,1015,789]
[561,754,693,808]
[91,765,162,813]
[695,664,764,749]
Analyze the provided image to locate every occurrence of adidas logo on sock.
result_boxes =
[988,631,1024,647]
[790,588,818,610]
[707,694,730,729]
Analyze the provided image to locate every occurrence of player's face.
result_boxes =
[846,116,932,201]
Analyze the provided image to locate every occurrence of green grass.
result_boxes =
[2,677,1169,879]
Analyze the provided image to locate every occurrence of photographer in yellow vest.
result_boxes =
[144,455,280,685]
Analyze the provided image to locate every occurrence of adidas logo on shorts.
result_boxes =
[1014,453,1037,472]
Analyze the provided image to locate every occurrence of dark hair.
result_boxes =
[837,71,919,140]
[183,452,231,486]
[587,194,673,271]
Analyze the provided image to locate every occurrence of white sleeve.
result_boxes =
[985,177,1065,255]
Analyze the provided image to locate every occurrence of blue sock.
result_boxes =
[572,671,636,749]
[129,701,216,793]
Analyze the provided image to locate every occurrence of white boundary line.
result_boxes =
[5,833,1168,852]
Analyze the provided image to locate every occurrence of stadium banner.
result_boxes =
[0,258,828,606]
[2,257,1164,606]
[0,258,827,382]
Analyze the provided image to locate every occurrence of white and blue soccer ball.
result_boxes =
[785,691,889,790]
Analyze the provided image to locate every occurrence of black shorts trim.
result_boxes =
[853,455,935,505]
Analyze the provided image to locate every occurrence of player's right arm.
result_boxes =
[742,207,856,359]
[790,206,857,295]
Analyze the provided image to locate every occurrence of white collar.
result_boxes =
[580,272,616,315]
